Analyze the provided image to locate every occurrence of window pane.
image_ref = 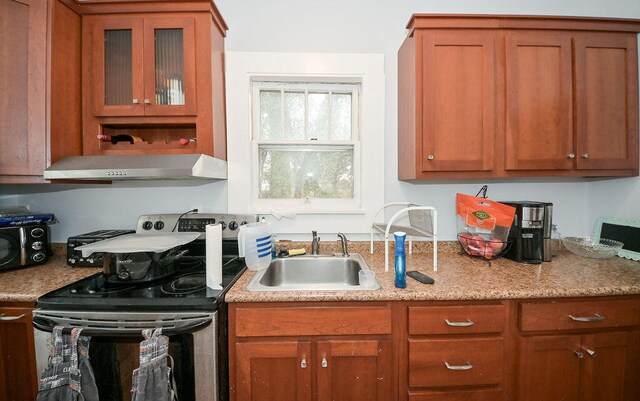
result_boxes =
[104,30,132,106]
[155,29,185,105]
[284,92,305,140]
[260,91,282,139]
[307,92,329,140]
[258,146,354,199]
[331,93,352,140]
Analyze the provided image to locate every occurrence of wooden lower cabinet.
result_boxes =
[230,297,640,401]
[317,339,393,401]
[517,298,640,401]
[235,340,313,401]
[517,331,639,401]
[0,305,37,401]
[230,303,394,401]
[405,302,508,400]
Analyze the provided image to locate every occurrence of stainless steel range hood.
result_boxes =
[43,154,227,181]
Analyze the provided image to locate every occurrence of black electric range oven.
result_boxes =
[32,213,256,401]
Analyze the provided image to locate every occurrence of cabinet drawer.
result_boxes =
[409,304,505,335]
[409,338,504,387]
[520,298,640,332]
[408,388,502,401]
[235,306,392,337]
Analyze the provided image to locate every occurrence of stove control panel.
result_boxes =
[136,213,260,239]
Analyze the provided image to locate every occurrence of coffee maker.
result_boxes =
[501,201,552,264]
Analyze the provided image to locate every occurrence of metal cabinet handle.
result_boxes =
[581,153,590,159]
[583,348,597,358]
[300,358,307,368]
[444,361,473,370]
[0,314,25,321]
[427,154,435,160]
[574,350,584,359]
[445,319,474,327]
[569,314,604,322]
[567,153,576,159]
[321,357,328,368]
[132,98,139,104]
[144,99,151,105]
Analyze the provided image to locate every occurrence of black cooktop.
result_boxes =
[37,255,246,312]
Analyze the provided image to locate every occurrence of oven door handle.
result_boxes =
[32,315,212,336]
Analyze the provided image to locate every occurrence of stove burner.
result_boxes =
[161,273,206,295]
[69,279,135,295]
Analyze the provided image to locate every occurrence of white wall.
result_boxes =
[3,0,640,242]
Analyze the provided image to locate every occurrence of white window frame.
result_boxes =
[226,52,384,235]
[251,81,362,212]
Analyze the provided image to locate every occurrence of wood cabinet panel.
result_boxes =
[574,33,639,171]
[505,32,574,171]
[408,304,505,335]
[0,0,47,177]
[0,306,37,401]
[408,388,503,401]
[235,340,312,401]
[519,298,640,332]
[420,31,496,172]
[317,340,393,401]
[408,338,503,387]
[235,306,392,337]
[580,332,631,401]
[517,335,582,401]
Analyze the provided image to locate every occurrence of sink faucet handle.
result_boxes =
[337,233,349,257]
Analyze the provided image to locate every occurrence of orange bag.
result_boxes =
[455,193,516,259]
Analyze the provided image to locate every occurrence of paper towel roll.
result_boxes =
[206,224,223,290]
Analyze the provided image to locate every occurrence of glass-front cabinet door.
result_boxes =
[90,15,196,117]
[143,17,196,116]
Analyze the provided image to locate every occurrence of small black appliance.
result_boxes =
[0,225,49,271]
[501,201,547,264]
[67,229,135,267]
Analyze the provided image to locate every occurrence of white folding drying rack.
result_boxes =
[370,203,438,272]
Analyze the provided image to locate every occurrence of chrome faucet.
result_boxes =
[311,231,320,255]
[337,233,349,257]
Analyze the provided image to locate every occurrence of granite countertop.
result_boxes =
[0,246,100,304]
[225,241,640,303]
[2,242,639,304]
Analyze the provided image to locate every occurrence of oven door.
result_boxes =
[32,310,218,401]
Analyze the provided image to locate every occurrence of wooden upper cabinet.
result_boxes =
[505,32,574,171]
[574,33,639,171]
[398,15,640,179]
[421,31,496,172]
[0,0,47,178]
[80,1,228,158]
[88,14,197,118]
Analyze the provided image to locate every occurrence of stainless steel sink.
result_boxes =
[245,253,381,291]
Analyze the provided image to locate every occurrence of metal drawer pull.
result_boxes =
[0,314,25,321]
[445,319,474,327]
[569,314,604,322]
[583,348,597,358]
[444,362,473,370]
[574,350,584,359]
[300,358,307,368]
[321,358,328,368]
